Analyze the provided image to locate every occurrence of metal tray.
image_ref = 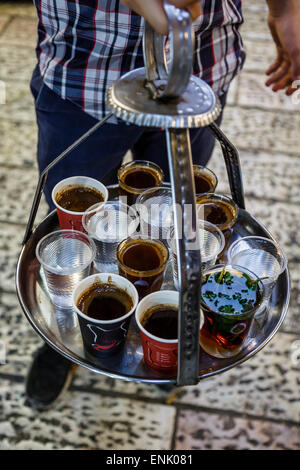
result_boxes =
[16,186,290,384]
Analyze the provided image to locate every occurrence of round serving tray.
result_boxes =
[16,185,290,384]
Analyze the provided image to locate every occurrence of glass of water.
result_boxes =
[36,230,96,309]
[227,236,288,312]
[136,186,174,242]
[168,220,225,290]
[82,201,139,273]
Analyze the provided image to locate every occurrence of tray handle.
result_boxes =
[22,113,113,245]
[143,2,194,100]
[208,122,246,210]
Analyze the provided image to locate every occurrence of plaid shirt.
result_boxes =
[34,0,245,121]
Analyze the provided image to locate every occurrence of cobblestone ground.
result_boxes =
[0,1,299,450]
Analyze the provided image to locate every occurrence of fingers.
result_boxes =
[169,0,202,20]
[290,48,300,80]
[265,61,290,87]
[265,57,283,76]
[286,80,300,96]
[186,4,202,22]
[121,0,169,35]
[271,74,293,92]
[265,65,293,92]
[265,52,299,93]
[122,0,202,35]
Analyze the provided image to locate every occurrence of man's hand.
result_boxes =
[121,0,201,35]
[265,0,300,95]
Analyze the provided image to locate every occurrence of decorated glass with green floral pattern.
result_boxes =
[200,264,264,358]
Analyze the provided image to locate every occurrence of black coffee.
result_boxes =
[141,305,178,340]
[56,184,104,212]
[121,241,162,271]
[77,282,133,321]
[124,168,159,190]
[194,173,213,194]
[197,199,237,229]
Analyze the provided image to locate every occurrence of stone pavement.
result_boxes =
[0,1,299,450]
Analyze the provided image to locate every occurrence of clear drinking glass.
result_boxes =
[168,220,225,289]
[82,201,139,273]
[36,230,96,309]
[227,236,288,311]
[136,186,174,241]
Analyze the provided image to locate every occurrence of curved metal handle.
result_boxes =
[143,2,194,100]
[208,122,246,210]
[22,113,113,245]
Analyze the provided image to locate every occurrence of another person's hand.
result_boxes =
[265,0,300,96]
[121,0,201,35]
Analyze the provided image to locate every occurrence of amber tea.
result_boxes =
[193,165,217,195]
[197,194,238,232]
[117,237,169,299]
[118,161,164,205]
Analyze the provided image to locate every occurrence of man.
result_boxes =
[26,0,300,409]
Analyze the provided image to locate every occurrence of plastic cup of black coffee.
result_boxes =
[73,273,139,358]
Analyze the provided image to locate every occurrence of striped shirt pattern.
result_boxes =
[34,0,245,121]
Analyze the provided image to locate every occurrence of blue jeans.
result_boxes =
[30,65,226,210]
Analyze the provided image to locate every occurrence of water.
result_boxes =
[230,249,281,280]
[44,265,91,309]
[230,248,280,301]
[40,237,94,309]
[89,211,137,241]
[139,199,174,241]
[88,210,138,272]
[170,227,224,290]
[171,253,214,290]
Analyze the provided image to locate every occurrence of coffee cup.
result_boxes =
[52,176,108,232]
[135,290,179,373]
[73,273,138,357]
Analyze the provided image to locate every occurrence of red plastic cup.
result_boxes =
[135,290,179,373]
[52,176,108,232]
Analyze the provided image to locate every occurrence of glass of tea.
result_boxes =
[193,165,218,196]
[118,160,164,205]
[196,193,238,255]
[196,193,238,232]
[135,290,179,373]
[72,272,139,357]
[117,235,169,299]
[52,176,108,232]
[199,264,264,358]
